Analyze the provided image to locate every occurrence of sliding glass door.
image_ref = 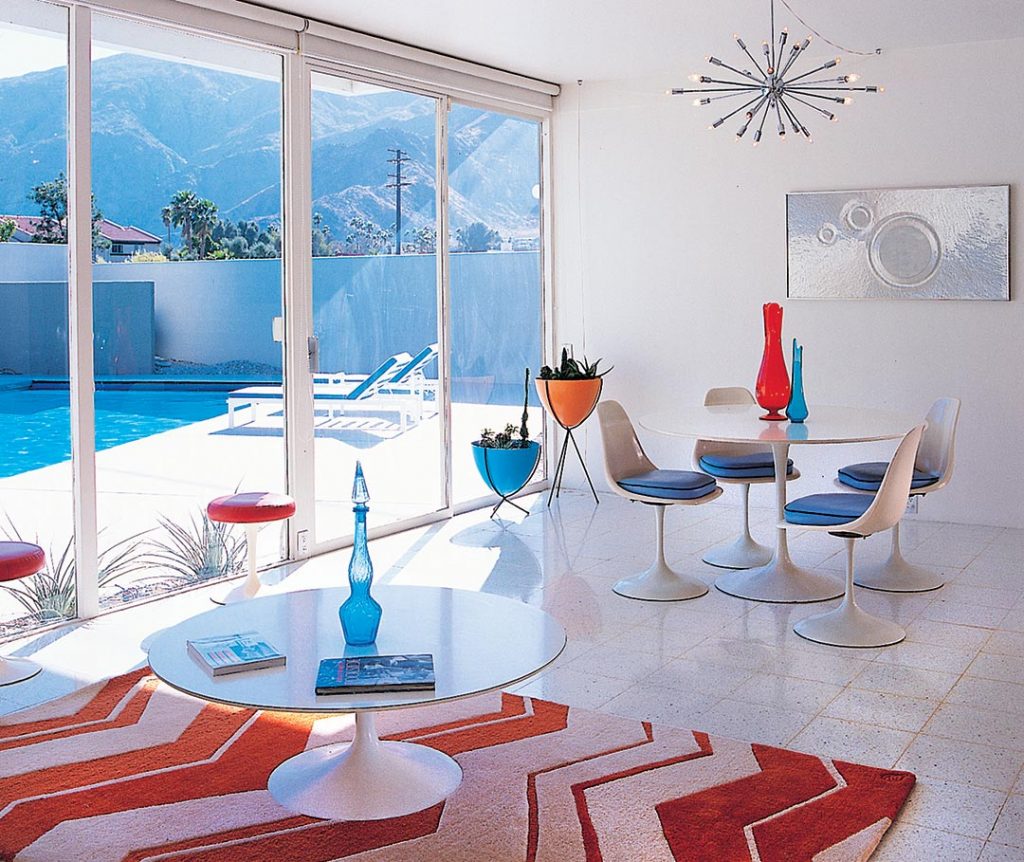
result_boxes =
[309,72,444,545]
[88,15,288,607]
[0,0,74,637]
[0,4,550,639]
[447,105,545,505]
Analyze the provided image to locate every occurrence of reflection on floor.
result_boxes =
[2,491,1022,860]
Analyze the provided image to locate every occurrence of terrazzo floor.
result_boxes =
[2,490,1022,860]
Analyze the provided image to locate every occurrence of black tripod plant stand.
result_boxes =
[537,377,602,506]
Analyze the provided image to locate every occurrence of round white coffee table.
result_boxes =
[641,404,917,603]
[148,585,565,821]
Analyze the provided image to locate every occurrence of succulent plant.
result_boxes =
[477,368,534,449]
[538,347,612,380]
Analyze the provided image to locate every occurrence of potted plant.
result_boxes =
[536,348,612,504]
[471,368,541,517]
[535,348,611,429]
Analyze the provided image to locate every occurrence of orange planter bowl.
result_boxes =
[535,378,603,430]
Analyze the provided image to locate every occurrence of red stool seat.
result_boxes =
[0,542,46,583]
[207,492,296,525]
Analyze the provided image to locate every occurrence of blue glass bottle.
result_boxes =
[339,462,382,645]
[786,338,809,423]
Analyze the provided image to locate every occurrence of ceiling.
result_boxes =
[262,0,1024,84]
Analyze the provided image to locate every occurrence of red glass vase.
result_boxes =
[755,302,791,421]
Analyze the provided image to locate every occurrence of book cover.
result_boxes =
[316,653,435,695]
[187,631,286,676]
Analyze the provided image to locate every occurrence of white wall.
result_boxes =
[552,37,1024,528]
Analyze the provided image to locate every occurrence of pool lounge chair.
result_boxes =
[227,352,421,432]
[351,343,439,420]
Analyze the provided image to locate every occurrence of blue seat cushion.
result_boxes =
[837,461,940,492]
[618,469,717,501]
[699,452,794,479]
[784,493,873,527]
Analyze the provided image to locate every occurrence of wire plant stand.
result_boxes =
[539,378,602,506]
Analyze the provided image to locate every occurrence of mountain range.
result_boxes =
[0,53,540,242]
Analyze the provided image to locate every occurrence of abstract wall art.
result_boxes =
[787,185,1009,300]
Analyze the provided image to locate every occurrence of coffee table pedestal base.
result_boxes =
[268,711,462,820]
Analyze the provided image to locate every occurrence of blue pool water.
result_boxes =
[0,388,231,478]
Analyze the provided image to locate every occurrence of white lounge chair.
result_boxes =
[227,352,420,432]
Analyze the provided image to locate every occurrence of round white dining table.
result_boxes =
[640,403,918,603]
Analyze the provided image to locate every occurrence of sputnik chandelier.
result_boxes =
[671,0,882,145]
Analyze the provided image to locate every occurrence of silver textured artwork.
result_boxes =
[787,185,1009,300]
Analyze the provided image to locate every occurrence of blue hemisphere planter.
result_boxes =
[471,440,541,498]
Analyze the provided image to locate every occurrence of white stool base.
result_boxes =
[211,523,262,606]
[268,712,462,820]
[0,655,42,686]
[211,580,262,606]
[613,560,709,602]
[794,599,906,648]
[702,533,773,570]
[715,556,843,604]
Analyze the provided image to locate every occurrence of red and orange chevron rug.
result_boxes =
[0,668,914,861]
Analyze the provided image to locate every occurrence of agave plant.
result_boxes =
[0,516,150,622]
[538,347,612,380]
[139,510,246,588]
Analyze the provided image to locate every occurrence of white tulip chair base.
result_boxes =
[854,556,945,593]
[852,524,946,593]
[0,655,41,686]
[613,504,709,601]
[702,533,773,570]
[613,559,709,602]
[793,538,907,648]
[794,600,907,649]
[267,712,463,821]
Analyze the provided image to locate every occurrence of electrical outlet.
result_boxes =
[904,497,918,516]
[296,529,310,556]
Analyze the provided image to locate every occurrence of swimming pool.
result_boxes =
[0,388,231,478]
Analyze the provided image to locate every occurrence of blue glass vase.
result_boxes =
[786,338,809,423]
[339,462,382,645]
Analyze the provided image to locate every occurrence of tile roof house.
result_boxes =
[0,215,162,261]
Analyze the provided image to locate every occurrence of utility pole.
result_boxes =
[386,148,412,255]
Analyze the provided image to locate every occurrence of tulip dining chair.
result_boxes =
[694,387,799,569]
[596,400,722,601]
[784,424,925,648]
[836,397,960,592]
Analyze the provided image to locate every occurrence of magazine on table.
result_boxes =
[187,631,286,676]
[316,653,435,695]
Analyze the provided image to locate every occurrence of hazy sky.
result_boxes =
[0,30,117,79]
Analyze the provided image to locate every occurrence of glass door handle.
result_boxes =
[307,336,320,373]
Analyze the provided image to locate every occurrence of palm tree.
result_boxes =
[191,198,219,258]
[165,189,200,256]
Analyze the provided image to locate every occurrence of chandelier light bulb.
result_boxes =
[846,73,861,83]
[688,73,701,82]
[842,97,854,105]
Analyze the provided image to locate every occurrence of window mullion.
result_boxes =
[68,3,99,618]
